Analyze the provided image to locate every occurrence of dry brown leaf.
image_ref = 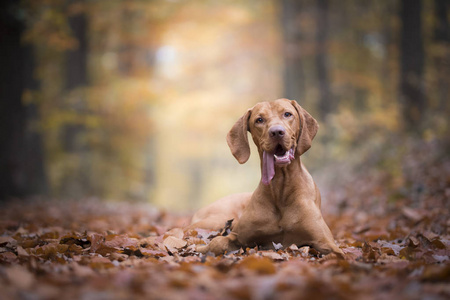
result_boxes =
[109,252,129,261]
[104,234,138,249]
[5,266,35,290]
[89,256,114,269]
[402,207,424,222]
[237,256,276,275]
[186,236,205,245]
[0,251,18,263]
[164,228,185,240]
[288,244,299,251]
[16,246,29,257]
[89,233,104,253]
[378,240,403,255]
[299,246,311,257]
[69,262,95,277]
[362,229,389,241]
[342,247,362,260]
[163,236,187,253]
[421,264,450,281]
[140,248,168,257]
[0,236,15,245]
[260,250,284,261]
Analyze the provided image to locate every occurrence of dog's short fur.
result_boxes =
[190,99,343,257]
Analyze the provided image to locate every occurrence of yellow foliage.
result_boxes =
[20,0,448,211]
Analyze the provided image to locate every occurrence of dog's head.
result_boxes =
[227,99,318,184]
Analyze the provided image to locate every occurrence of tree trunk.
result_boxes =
[433,0,449,42]
[60,0,91,198]
[66,1,88,90]
[400,0,425,132]
[0,0,47,201]
[281,0,305,102]
[316,0,333,121]
[433,0,449,111]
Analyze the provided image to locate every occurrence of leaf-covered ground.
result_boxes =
[1,140,449,300]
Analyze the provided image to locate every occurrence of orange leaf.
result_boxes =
[237,256,276,274]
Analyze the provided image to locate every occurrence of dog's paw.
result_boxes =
[196,236,238,255]
[195,244,209,254]
[334,248,346,259]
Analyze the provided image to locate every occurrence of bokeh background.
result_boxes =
[1,0,448,212]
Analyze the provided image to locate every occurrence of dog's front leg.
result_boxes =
[196,233,240,255]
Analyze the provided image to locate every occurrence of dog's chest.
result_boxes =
[241,213,287,246]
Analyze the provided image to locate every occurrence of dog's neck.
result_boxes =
[257,155,308,206]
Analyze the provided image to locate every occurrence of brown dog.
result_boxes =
[190,99,343,257]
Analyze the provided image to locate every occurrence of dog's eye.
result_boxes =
[284,112,293,118]
[255,117,264,124]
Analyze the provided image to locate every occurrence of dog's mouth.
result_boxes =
[262,145,295,185]
[273,144,295,165]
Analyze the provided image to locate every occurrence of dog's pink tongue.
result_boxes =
[262,151,275,185]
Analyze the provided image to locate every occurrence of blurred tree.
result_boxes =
[281,0,305,102]
[400,0,425,133]
[60,0,91,197]
[433,0,449,112]
[66,0,88,89]
[0,0,48,200]
[316,0,333,121]
[433,0,449,44]
[118,6,137,75]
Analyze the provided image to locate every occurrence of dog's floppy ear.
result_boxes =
[291,100,319,156]
[226,109,251,164]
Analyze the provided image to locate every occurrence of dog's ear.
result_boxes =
[226,109,251,164]
[291,100,319,156]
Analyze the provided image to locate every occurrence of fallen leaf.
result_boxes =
[104,234,138,249]
[362,242,380,262]
[362,229,389,241]
[164,228,185,240]
[378,240,403,255]
[0,236,15,245]
[260,250,284,261]
[402,207,424,222]
[219,219,234,236]
[70,262,95,277]
[89,233,105,253]
[421,264,450,281]
[140,248,168,257]
[272,242,283,250]
[5,266,35,290]
[342,247,362,260]
[287,244,298,251]
[237,256,276,275]
[16,246,29,257]
[163,236,187,253]
[89,256,114,269]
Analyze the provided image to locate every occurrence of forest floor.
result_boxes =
[0,139,449,300]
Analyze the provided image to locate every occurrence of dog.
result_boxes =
[190,99,343,257]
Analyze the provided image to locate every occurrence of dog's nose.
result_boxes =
[269,125,286,139]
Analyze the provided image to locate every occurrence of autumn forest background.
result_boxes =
[0,0,449,298]
[1,0,448,210]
